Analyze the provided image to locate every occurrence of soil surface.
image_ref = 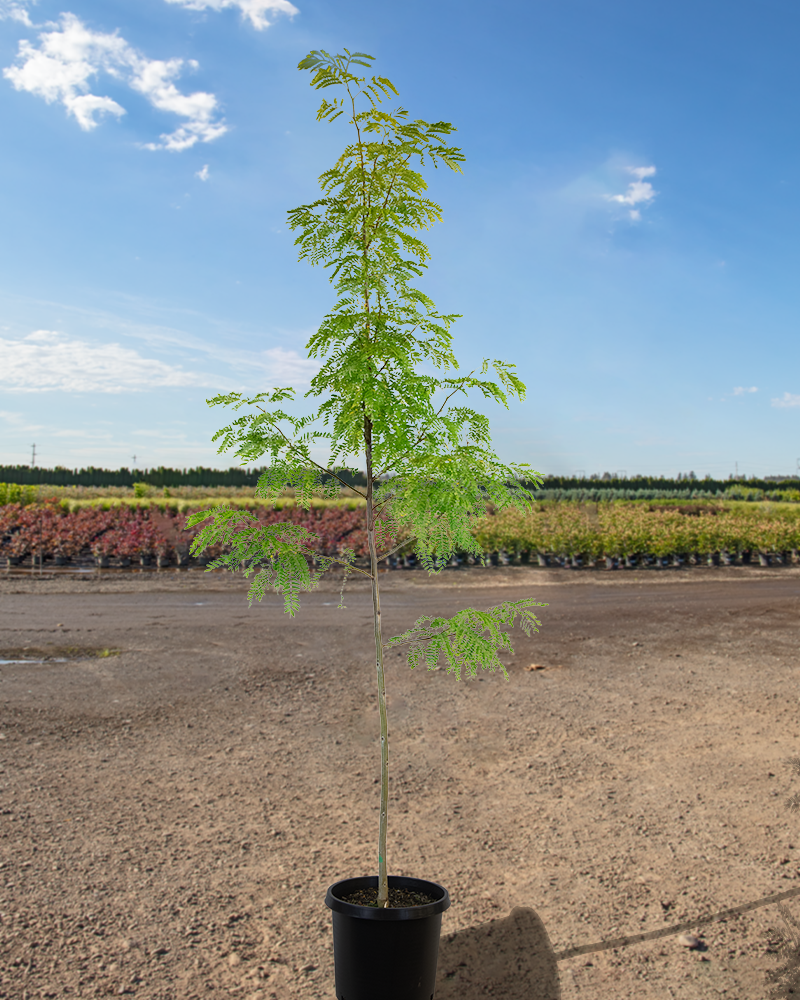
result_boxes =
[1,563,800,999]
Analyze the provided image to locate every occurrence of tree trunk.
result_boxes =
[364,417,390,908]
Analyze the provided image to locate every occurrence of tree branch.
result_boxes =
[375,534,417,564]
[373,374,474,479]
[382,626,441,649]
[324,552,373,579]
[254,405,367,499]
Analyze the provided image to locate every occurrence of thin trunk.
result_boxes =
[365,417,390,907]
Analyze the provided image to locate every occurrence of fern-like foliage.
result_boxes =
[186,505,336,615]
[386,599,548,681]
[195,48,542,617]
[204,388,361,497]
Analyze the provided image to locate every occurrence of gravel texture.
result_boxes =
[1,563,799,999]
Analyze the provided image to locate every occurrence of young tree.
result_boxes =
[187,48,545,908]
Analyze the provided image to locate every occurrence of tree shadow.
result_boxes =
[436,906,560,999]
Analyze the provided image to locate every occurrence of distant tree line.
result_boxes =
[520,474,800,494]
[0,465,369,489]
[0,465,800,500]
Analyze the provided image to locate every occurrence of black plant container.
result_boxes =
[325,875,450,1000]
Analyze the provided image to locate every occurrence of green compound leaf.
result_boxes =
[386,598,549,681]
[186,505,333,616]
[254,462,355,508]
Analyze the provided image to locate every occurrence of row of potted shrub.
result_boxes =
[0,504,168,567]
[0,502,372,567]
[472,502,800,565]
[3,500,800,568]
[0,481,367,512]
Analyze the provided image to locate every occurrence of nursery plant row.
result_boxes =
[472,502,800,565]
[0,502,370,567]
[532,485,800,503]
[2,500,800,568]
[0,482,366,511]
[4,481,800,508]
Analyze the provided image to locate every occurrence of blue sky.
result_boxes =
[1,0,798,479]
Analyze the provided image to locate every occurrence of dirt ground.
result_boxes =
[1,562,800,1000]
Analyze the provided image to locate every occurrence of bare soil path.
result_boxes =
[1,564,799,999]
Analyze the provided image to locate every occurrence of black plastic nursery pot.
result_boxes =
[325,875,450,1000]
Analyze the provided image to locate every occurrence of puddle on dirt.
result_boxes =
[0,646,121,663]
[3,565,218,576]
[0,658,68,665]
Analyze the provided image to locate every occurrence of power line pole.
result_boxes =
[31,443,36,468]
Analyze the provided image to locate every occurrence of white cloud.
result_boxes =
[196,163,209,180]
[2,13,227,150]
[606,165,657,221]
[772,392,800,408]
[0,0,35,25]
[164,0,299,31]
[0,331,319,393]
[733,386,758,395]
[0,408,43,430]
[255,346,318,384]
[0,330,216,392]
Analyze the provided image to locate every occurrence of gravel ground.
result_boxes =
[1,563,800,999]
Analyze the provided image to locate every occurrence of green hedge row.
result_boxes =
[474,503,800,560]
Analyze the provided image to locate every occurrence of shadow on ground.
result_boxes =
[436,906,560,999]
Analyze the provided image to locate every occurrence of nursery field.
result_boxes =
[1,567,799,999]
[3,493,800,571]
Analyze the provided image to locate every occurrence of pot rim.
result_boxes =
[325,875,450,921]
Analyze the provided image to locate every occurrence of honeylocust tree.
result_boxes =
[187,48,546,908]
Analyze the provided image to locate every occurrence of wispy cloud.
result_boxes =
[733,386,758,395]
[254,346,318,384]
[0,408,230,468]
[772,392,800,409]
[2,13,227,150]
[0,408,44,431]
[0,0,35,25]
[164,0,299,31]
[0,330,318,393]
[196,163,209,180]
[0,330,215,392]
[606,165,657,221]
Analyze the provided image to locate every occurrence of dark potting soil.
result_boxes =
[341,887,436,908]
